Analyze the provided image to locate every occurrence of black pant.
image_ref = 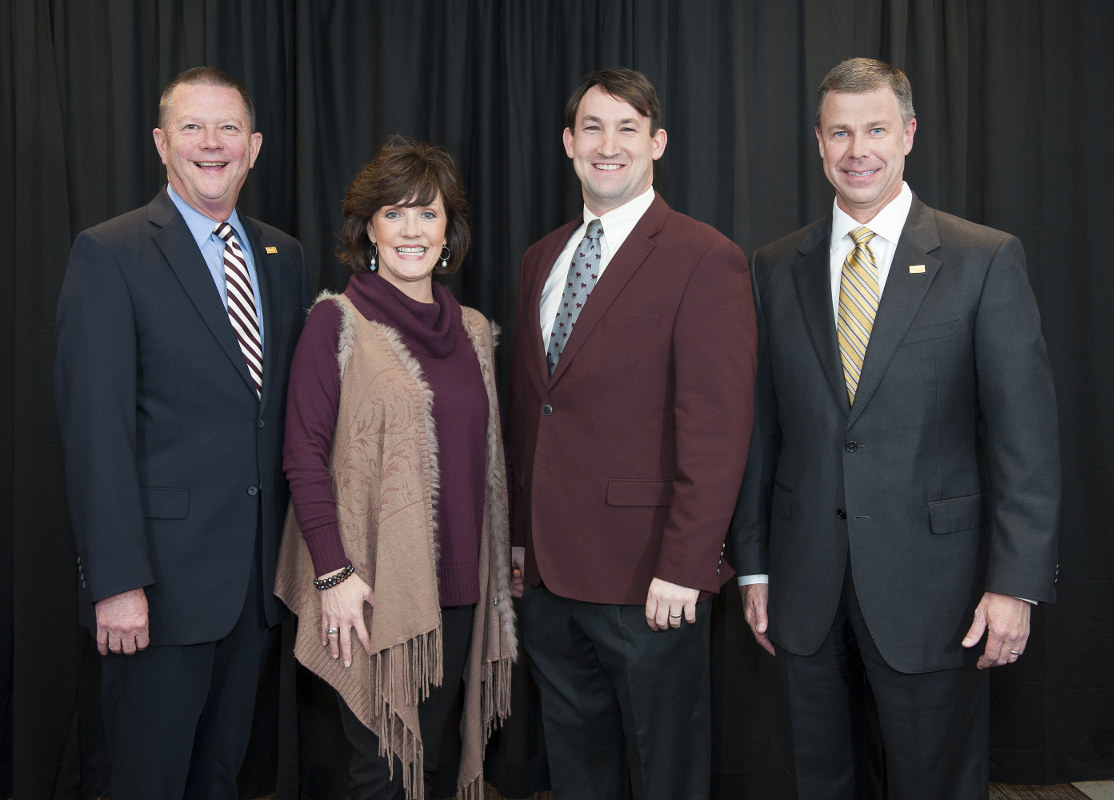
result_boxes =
[101,529,272,800]
[338,603,475,800]
[521,583,712,800]
[776,564,989,800]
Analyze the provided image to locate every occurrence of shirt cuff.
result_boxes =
[737,574,769,586]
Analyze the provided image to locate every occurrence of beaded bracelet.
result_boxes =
[314,563,355,591]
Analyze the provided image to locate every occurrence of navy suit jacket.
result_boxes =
[730,196,1060,673]
[506,194,757,605]
[55,188,311,645]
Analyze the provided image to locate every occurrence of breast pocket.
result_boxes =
[602,315,660,328]
[902,318,965,345]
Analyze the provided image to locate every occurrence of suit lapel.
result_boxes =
[149,191,258,396]
[849,199,942,423]
[792,224,851,415]
[549,196,667,383]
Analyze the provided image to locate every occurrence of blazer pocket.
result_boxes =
[602,314,660,327]
[607,479,672,506]
[771,482,793,520]
[140,487,190,519]
[928,492,986,534]
[903,318,965,344]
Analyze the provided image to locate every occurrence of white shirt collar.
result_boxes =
[830,182,913,250]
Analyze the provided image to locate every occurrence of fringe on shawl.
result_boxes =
[372,624,444,800]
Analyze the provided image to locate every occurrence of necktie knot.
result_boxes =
[585,219,604,240]
[215,221,235,243]
[850,226,875,247]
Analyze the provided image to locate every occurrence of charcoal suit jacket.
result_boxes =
[730,196,1060,673]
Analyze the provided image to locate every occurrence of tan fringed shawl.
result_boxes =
[275,293,517,800]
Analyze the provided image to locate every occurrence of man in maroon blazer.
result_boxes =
[506,68,757,799]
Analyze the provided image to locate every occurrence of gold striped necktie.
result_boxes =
[836,226,879,404]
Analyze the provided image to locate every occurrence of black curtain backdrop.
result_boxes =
[3,1,1112,797]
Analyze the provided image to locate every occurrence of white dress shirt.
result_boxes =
[538,187,656,345]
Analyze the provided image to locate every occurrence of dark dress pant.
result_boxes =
[338,603,475,800]
[776,564,989,800]
[101,528,272,800]
[521,583,712,800]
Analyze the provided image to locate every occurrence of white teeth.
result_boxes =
[196,162,225,167]
[397,246,426,254]
[848,169,877,176]
[595,164,622,170]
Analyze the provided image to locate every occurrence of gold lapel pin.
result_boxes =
[265,246,278,254]
[909,264,925,274]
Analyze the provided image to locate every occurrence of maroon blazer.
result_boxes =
[506,194,757,605]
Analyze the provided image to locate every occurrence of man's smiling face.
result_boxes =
[562,84,667,217]
[816,87,916,224]
[153,82,262,222]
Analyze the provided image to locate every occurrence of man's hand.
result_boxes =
[740,583,775,656]
[962,591,1031,669]
[645,577,699,631]
[95,588,150,655]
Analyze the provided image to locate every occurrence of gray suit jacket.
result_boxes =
[730,196,1059,673]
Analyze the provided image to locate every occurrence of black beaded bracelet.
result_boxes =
[314,563,355,590]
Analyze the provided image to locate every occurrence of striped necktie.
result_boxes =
[215,222,262,398]
[836,226,879,404]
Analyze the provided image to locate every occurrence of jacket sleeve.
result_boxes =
[55,229,155,602]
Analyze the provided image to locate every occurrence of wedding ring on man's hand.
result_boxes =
[669,614,683,619]
[327,627,339,635]
[1010,649,1020,655]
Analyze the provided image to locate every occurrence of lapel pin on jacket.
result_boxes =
[265,246,278,254]
[908,264,925,274]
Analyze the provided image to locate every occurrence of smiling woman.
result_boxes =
[274,136,515,800]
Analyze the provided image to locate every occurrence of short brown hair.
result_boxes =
[158,67,256,131]
[565,68,663,135]
[815,58,915,129]
[337,135,471,276]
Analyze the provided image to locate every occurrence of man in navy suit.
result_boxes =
[731,58,1059,799]
[506,68,756,799]
[55,67,310,799]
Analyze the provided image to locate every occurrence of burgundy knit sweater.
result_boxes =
[283,273,487,606]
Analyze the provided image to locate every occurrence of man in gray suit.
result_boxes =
[730,58,1059,799]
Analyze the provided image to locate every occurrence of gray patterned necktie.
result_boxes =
[546,219,604,375]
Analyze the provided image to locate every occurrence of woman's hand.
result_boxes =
[319,570,374,667]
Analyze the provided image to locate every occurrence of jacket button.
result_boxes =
[258,419,266,428]
[247,485,260,496]
[844,440,858,453]
[836,509,847,519]
[542,404,553,416]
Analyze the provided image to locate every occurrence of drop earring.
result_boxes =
[440,244,451,269]
[369,242,378,272]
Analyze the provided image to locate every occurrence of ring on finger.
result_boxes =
[326,627,339,635]
[669,613,683,619]
[1009,649,1021,655]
